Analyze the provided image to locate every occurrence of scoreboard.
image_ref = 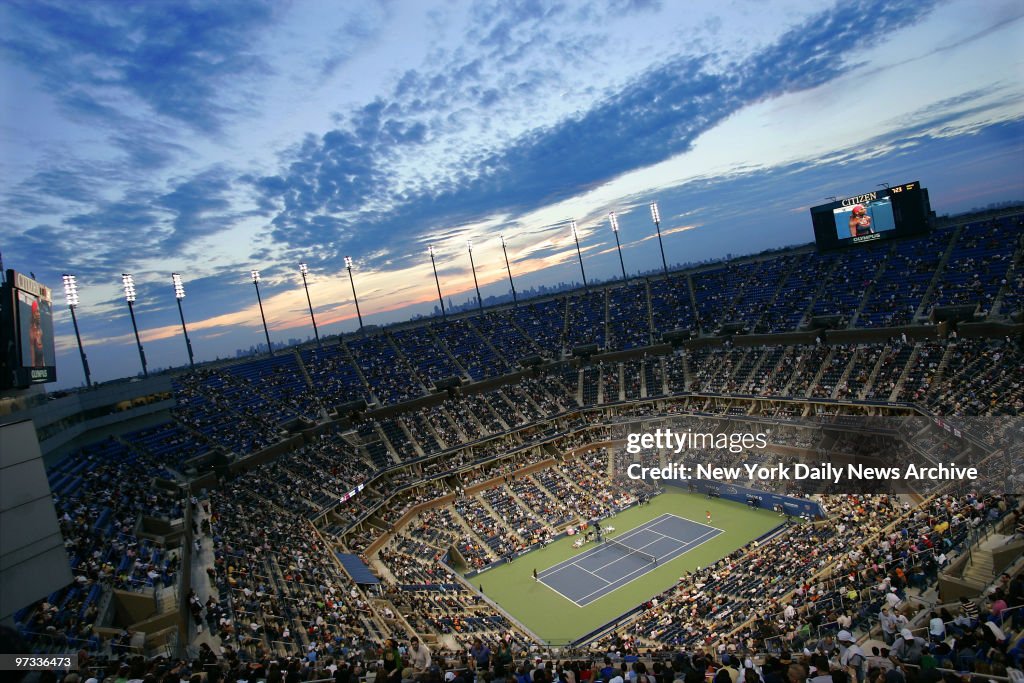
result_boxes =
[1,270,57,389]
[810,181,932,251]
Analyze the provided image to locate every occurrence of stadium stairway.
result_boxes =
[426,325,474,382]
[799,255,842,330]
[923,341,963,403]
[831,346,861,400]
[643,280,656,346]
[445,503,502,565]
[468,316,520,370]
[848,245,893,327]
[754,253,804,332]
[291,349,330,421]
[858,345,890,400]
[990,235,1024,317]
[912,224,963,322]
[473,492,528,546]
[684,273,701,334]
[889,343,924,402]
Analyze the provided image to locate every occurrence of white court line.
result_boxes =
[539,511,728,606]
[574,526,723,605]
[575,563,612,584]
[538,512,675,578]
[657,512,724,534]
[648,528,692,545]
[538,576,586,607]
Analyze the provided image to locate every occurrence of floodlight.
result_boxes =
[62,274,79,307]
[121,273,136,302]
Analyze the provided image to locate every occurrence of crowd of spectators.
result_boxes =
[19,212,1024,672]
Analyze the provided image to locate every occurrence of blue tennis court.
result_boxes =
[537,513,722,606]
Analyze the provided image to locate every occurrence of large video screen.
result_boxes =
[0,270,57,388]
[18,288,55,369]
[811,181,931,250]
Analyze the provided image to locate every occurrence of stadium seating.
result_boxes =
[14,210,1024,673]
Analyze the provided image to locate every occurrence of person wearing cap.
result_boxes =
[837,631,865,683]
[889,630,924,665]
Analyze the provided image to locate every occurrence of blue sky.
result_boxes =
[2,0,1022,388]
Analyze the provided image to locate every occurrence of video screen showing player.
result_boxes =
[833,196,895,241]
[18,290,55,368]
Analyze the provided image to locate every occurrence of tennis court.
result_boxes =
[538,513,722,606]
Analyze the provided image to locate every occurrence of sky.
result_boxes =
[1,0,1023,389]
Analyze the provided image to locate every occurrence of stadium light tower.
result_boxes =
[609,211,627,281]
[250,270,273,356]
[570,220,588,290]
[344,256,364,331]
[427,245,446,319]
[298,262,320,345]
[500,235,517,306]
[467,240,484,314]
[121,273,148,377]
[61,274,92,388]
[172,273,195,368]
[649,201,668,276]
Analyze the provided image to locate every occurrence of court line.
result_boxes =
[542,513,699,579]
[654,512,724,535]
[591,527,720,590]
[536,512,674,578]
[572,526,723,605]
[538,512,725,604]
[537,575,586,607]
[576,563,612,584]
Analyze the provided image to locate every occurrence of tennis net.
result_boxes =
[604,536,657,564]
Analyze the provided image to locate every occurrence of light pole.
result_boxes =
[299,262,320,345]
[500,235,517,306]
[251,270,273,356]
[467,240,484,314]
[649,201,668,276]
[172,273,195,368]
[427,245,446,319]
[344,256,364,331]
[120,273,148,377]
[609,211,627,281]
[570,220,588,290]
[62,274,91,387]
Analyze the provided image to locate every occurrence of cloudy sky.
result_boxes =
[2,0,1022,388]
